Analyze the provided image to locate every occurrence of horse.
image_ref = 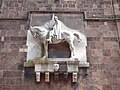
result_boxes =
[30,26,82,58]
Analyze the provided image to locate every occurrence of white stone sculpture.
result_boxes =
[30,25,82,58]
[25,14,89,83]
[28,14,87,60]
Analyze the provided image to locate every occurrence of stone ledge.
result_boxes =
[24,58,89,68]
[79,61,89,67]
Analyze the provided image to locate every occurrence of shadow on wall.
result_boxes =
[48,41,71,58]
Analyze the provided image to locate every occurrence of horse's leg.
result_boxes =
[67,39,75,58]
[70,42,75,58]
[42,41,48,58]
[45,41,48,58]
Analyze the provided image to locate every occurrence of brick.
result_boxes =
[99,56,111,64]
[103,49,111,56]
[102,85,112,90]
[69,4,76,8]
[0,41,4,48]
[0,78,3,84]
[0,30,1,36]
[1,30,6,36]
[1,48,11,52]
[95,42,104,49]
[61,1,67,4]
[15,78,22,85]
[2,78,16,85]
[117,78,120,85]
[5,30,18,37]
[104,42,119,49]
[4,37,9,41]
[110,49,119,57]
[67,1,76,4]
[87,37,100,41]
[63,4,68,8]
[10,44,20,49]
[2,85,10,90]
[114,4,120,15]
[55,4,62,8]
[0,70,3,77]
[19,48,27,52]
[18,30,27,37]
[103,37,118,42]
[3,71,22,77]
[9,37,27,41]
[103,4,112,15]
[10,85,22,90]
[97,64,111,71]
[92,71,102,78]
[116,22,120,35]
[0,21,28,30]
[92,3,97,9]
[100,78,109,85]
[89,56,100,64]
[110,57,120,63]
[112,85,120,90]
[92,49,103,57]
[88,64,98,71]
[87,41,96,49]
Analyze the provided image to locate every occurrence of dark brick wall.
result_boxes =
[0,0,120,90]
[0,0,80,18]
[86,21,120,90]
[0,0,120,18]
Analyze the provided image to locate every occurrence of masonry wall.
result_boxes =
[0,0,120,90]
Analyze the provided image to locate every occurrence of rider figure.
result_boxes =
[46,14,62,42]
[53,15,62,39]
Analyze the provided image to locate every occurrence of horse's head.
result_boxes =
[30,26,47,38]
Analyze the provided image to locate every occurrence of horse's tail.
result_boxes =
[73,33,81,42]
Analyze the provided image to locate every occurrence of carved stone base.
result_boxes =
[24,58,89,71]
[24,58,89,82]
